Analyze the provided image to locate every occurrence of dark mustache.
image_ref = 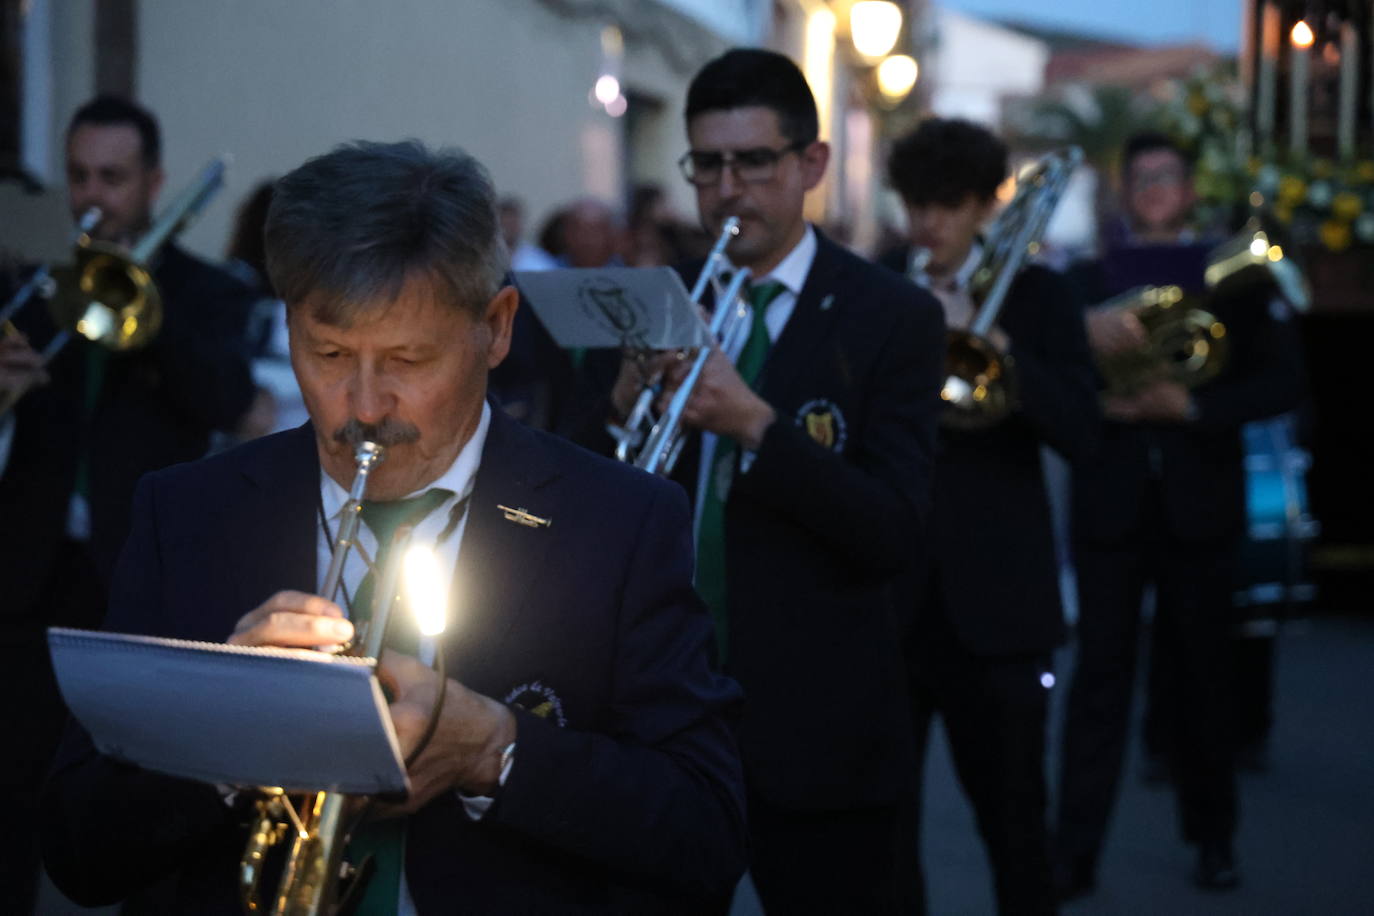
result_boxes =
[332,417,421,448]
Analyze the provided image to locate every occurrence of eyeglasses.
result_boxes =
[678,141,808,186]
[1129,165,1189,190]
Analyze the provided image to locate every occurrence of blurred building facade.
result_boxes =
[1,0,921,265]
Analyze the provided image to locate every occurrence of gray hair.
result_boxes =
[265,139,508,323]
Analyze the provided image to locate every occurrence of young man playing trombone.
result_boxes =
[607,48,946,913]
[880,117,1099,916]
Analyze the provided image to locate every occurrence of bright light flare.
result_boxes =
[404,544,449,637]
[877,54,919,100]
[1291,20,1314,49]
[594,74,621,105]
[851,1,903,59]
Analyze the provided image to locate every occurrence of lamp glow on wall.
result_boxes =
[850,1,903,59]
[590,24,627,118]
[877,54,918,102]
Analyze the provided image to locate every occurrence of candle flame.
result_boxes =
[1291,21,1314,49]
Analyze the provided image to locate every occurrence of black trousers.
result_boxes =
[0,539,105,916]
[748,796,906,915]
[1056,529,1238,872]
[902,602,1057,916]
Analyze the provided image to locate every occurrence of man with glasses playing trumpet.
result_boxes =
[0,95,255,915]
[879,118,1099,916]
[42,139,745,914]
[604,48,945,914]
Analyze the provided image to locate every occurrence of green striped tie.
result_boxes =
[694,280,784,664]
[347,486,453,916]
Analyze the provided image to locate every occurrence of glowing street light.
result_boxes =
[877,54,919,101]
[850,1,903,59]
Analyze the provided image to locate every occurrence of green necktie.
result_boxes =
[695,280,784,664]
[349,487,455,654]
[346,486,453,916]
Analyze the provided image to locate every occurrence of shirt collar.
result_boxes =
[951,240,983,292]
[320,400,492,520]
[912,240,983,293]
[736,223,817,297]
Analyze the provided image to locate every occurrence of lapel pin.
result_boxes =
[498,505,552,529]
[820,293,835,311]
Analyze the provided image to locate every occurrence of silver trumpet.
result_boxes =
[607,216,753,476]
[239,441,414,915]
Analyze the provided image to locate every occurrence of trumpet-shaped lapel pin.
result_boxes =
[498,505,552,529]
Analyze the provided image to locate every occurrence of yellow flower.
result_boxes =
[1278,175,1307,205]
[1320,219,1352,251]
[1357,161,1374,183]
[1332,192,1363,221]
[1312,158,1335,179]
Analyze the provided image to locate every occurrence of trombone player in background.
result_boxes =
[879,118,1099,915]
[41,139,746,914]
[0,96,256,915]
[1054,132,1306,897]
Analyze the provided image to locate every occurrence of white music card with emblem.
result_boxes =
[515,267,711,350]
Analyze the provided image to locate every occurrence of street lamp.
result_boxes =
[877,54,919,102]
[850,1,903,59]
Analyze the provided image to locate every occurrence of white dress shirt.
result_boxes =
[316,401,492,916]
[316,402,490,666]
[910,241,983,330]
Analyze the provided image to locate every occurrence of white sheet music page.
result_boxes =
[515,266,711,350]
[47,627,409,795]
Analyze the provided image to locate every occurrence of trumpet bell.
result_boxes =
[49,241,164,351]
[941,329,1012,429]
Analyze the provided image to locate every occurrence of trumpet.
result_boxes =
[607,217,753,475]
[239,441,436,915]
[0,157,228,416]
[938,147,1082,430]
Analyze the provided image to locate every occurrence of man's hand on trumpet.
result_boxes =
[609,350,680,420]
[658,344,776,450]
[226,590,354,650]
[373,650,518,814]
[227,592,517,811]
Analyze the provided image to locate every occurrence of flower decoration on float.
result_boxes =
[1160,69,1374,251]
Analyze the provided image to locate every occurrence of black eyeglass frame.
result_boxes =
[677,140,811,186]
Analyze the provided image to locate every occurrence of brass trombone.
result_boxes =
[607,216,753,475]
[0,207,101,412]
[936,147,1083,430]
[0,157,229,415]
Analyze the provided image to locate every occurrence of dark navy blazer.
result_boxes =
[42,408,746,914]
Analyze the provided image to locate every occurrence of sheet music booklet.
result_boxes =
[47,627,408,795]
[514,266,711,350]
